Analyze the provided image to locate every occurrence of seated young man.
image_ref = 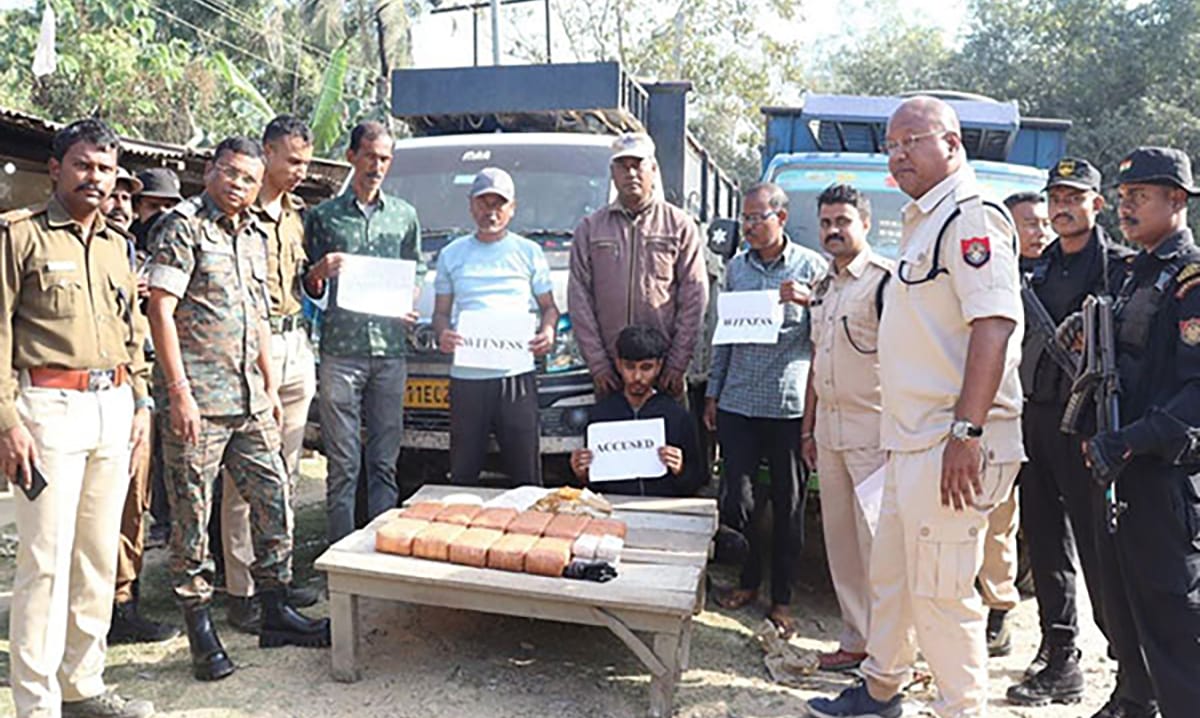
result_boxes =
[569,325,705,496]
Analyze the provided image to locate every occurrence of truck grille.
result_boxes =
[403,408,451,432]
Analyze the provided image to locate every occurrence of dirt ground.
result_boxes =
[0,458,1117,717]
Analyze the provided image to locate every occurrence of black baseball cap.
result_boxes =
[1045,157,1101,193]
[135,167,183,201]
[1116,146,1200,196]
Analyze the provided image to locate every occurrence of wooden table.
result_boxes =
[314,485,717,717]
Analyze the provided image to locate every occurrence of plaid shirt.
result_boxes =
[706,237,826,419]
[303,190,422,358]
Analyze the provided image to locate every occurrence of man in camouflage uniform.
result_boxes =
[146,137,329,683]
[219,115,320,635]
[304,121,421,543]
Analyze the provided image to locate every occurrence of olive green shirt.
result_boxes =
[0,196,150,431]
[303,190,422,358]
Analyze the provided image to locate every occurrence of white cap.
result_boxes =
[610,132,656,161]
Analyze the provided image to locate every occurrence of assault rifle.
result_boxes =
[1061,295,1126,533]
[1021,278,1080,378]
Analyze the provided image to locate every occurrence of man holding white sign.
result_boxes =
[705,182,826,637]
[570,326,704,496]
[433,168,558,486]
[302,121,423,543]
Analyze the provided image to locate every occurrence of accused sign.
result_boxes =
[585,418,667,482]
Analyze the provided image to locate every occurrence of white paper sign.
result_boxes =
[712,290,784,345]
[454,310,537,372]
[855,465,887,536]
[335,255,417,318]
[586,418,667,482]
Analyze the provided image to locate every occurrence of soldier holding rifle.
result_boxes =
[1064,147,1200,718]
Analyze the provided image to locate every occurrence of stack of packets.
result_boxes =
[374,487,626,582]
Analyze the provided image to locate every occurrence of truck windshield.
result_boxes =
[772,162,1044,259]
[383,142,613,268]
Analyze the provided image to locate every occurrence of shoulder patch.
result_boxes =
[1180,317,1200,345]
[1176,263,1200,284]
[960,236,991,268]
[1175,275,1200,300]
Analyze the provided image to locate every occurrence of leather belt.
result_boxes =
[269,313,307,334]
[28,365,128,391]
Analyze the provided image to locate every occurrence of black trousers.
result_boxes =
[1099,458,1200,717]
[716,410,807,606]
[448,373,542,487]
[1019,401,1108,647]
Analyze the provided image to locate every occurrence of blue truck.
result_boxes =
[376,61,740,485]
[759,91,1071,254]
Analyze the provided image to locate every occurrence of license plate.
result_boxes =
[404,377,450,409]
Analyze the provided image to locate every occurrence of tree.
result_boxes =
[508,0,809,183]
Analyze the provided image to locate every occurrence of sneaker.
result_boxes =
[806,683,903,718]
[1023,640,1050,678]
[1005,645,1084,705]
[62,691,154,718]
[986,609,1012,657]
[818,648,868,672]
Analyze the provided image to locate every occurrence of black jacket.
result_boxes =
[586,392,705,497]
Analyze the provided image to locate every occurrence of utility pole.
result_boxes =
[491,0,501,65]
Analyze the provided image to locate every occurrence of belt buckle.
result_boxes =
[87,370,113,391]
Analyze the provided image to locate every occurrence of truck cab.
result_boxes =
[760,92,1071,254]
[375,62,739,485]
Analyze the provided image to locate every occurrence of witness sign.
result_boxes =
[453,310,537,373]
[712,290,784,345]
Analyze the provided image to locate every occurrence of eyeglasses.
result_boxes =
[740,210,778,225]
[883,130,945,156]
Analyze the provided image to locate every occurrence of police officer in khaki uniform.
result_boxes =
[1,119,155,718]
[799,183,892,673]
[808,96,1024,718]
[219,116,320,634]
[146,137,329,683]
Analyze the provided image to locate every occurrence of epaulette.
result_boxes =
[286,192,306,212]
[169,196,202,218]
[106,222,133,242]
[0,204,45,229]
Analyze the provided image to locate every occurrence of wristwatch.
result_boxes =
[949,419,983,441]
[135,396,156,412]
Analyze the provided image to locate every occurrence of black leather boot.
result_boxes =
[286,582,321,608]
[226,595,262,634]
[258,587,331,648]
[183,605,235,681]
[108,600,180,644]
[1006,645,1084,706]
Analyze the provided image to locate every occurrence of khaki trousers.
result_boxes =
[9,384,134,718]
[861,442,1020,718]
[113,420,153,604]
[223,328,314,597]
[816,443,885,653]
[977,482,1020,612]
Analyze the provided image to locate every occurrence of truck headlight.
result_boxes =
[545,314,587,373]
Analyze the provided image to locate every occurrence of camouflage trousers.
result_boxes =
[163,410,292,608]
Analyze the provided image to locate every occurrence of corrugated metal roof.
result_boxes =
[0,105,351,190]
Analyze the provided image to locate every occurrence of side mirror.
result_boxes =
[707,218,740,259]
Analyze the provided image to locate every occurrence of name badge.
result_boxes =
[45,260,77,272]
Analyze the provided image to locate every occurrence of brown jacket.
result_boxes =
[568,199,708,377]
